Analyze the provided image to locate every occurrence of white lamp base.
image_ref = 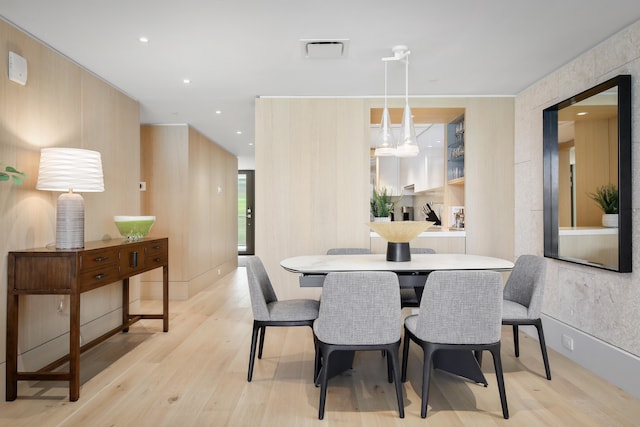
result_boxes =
[56,192,85,249]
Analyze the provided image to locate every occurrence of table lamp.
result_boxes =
[36,148,104,249]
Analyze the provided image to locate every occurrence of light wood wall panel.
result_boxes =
[575,119,612,226]
[141,125,189,281]
[141,125,238,300]
[0,18,141,398]
[255,98,370,299]
[255,96,515,299]
[463,97,515,260]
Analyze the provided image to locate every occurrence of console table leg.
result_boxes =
[69,293,81,401]
[163,265,169,332]
[6,293,19,401]
[122,278,130,333]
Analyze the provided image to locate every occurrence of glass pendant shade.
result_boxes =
[375,61,396,157]
[375,107,396,156]
[396,101,419,157]
[396,48,418,158]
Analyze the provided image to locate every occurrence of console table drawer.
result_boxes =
[145,240,168,268]
[79,265,120,292]
[119,243,149,276]
[146,240,167,255]
[79,248,118,272]
[9,254,75,292]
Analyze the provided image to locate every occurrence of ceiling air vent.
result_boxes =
[300,39,350,59]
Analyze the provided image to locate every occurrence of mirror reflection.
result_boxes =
[543,75,632,272]
[557,87,619,267]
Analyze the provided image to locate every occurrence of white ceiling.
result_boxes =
[2,1,640,162]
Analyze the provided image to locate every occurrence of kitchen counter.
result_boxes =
[370,227,466,238]
[370,226,466,254]
[558,227,618,269]
[559,227,618,235]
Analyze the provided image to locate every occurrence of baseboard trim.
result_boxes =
[534,314,640,399]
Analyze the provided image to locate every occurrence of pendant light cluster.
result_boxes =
[374,45,419,158]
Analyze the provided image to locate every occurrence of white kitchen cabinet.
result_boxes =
[376,154,402,195]
[415,124,445,192]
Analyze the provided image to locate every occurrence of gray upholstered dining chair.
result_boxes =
[245,256,319,382]
[410,247,436,254]
[313,271,404,420]
[326,247,371,255]
[400,247,436,308]
[502,254,551,380]
[401,270,509,419]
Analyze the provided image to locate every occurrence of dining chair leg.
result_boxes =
[534,319,552,380]
[257,325,267,359]
[512,324,520,357]
[247,322,260,382]
[387,344,405,418]
[314,342,324,386]
[421,345,436,419]
[401,331,411,382]
[318,346,332,420]
[474,350,483,366]
[489,344,509,419]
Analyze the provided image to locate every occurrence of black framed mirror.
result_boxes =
[543,75,631,272]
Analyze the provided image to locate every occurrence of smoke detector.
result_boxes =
[300,39,350,59]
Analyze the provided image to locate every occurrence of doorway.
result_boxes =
[238,170,255,255]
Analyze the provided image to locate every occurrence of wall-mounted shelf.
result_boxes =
[447,115,465,182]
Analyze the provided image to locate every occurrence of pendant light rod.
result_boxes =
[375,59,396,156]
[384,61,389,108]
[395,45,419,157]
[405,51,409,104]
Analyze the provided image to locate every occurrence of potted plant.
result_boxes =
[0,163,27,185]
[371,187,394,221]
[588,183,618,227]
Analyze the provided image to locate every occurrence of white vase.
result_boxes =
[374,216,391,222]
[602,213,618,228]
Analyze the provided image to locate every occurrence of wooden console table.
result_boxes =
[6,237,169,401]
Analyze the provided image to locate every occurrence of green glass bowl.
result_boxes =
[114,216,156,240]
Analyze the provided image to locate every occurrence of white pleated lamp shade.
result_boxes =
[36,148,104,192]
[36,148,104,249]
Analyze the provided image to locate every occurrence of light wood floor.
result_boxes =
[2,267,639,426]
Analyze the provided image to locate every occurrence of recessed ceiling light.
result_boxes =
[249,142,254,146]
[139,36,149,43]
[183,79,191,84]
[577,111,588,116]
[215,110,222,115]
[236,131,242,135]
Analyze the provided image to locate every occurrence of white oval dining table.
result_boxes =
[281,253,514,287]
[280,252,514,384]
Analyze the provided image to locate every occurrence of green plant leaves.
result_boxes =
[1,164,27,185]
[588,184,618,214]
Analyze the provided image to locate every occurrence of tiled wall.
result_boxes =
[515,20,640,356]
